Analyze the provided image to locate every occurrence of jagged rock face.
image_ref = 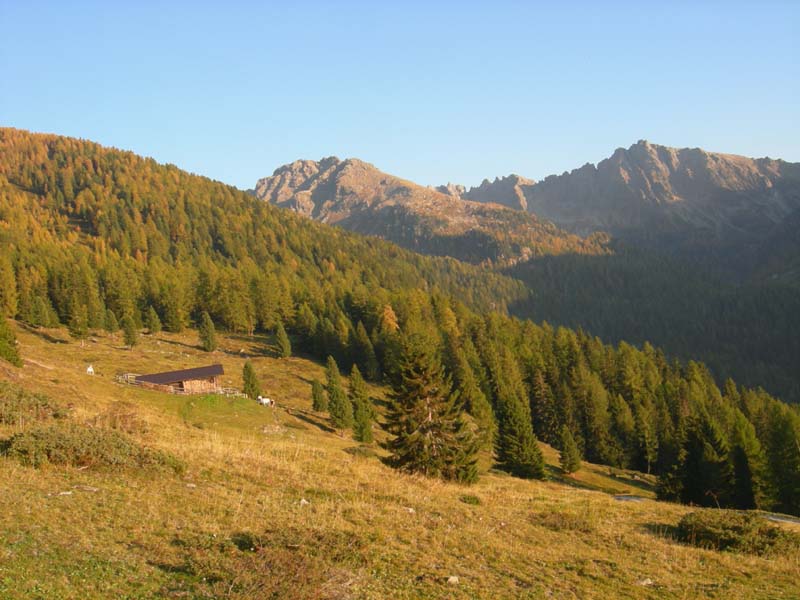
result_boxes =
[461,141,800,276]
[463,174,535,212]
[255,157,466,225]
[254,158,607,266]
[523,140,800,238]
[435,183,466,197]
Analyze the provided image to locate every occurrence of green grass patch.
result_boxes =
[178,394,267,430]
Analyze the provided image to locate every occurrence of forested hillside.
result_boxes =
[508,248,800,404]
[1,128,799,516]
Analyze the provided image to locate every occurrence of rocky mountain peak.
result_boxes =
[462,174,535,211]
[435,182,466,197]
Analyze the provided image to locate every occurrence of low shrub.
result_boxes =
[531,509,595,533]
[89,401,149,435]
[2,422,184,474]
[0,382,69,427]
[343,445,378,458]
[459,494,481,506]
[676,510,800,556]
[160,528,363,599]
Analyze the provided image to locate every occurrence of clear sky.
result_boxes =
[1,1,798,189]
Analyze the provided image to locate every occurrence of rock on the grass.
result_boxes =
[447,576,459,585]
[299,498,310,506]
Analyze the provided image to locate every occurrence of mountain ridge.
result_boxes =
[254,156,608,266]
[462,140,800,277]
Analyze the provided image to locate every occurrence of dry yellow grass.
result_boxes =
[1,324,798,599]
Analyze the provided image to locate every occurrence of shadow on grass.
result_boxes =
[284,407,336,433]
[147,560,194,576]
[155,335,271,359]
[605,470,655,494]
[231,531,261,552]
[19,323,69,344]
[344,445,379,459]
[643,522,681,543]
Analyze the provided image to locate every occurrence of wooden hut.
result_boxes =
[135,364,223,394]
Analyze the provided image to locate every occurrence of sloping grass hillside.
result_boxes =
[1,323,798,599]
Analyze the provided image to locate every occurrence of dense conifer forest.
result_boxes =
[508,249,800,405]
[1,128,799,515]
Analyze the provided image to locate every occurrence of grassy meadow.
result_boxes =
[1,323,798,599]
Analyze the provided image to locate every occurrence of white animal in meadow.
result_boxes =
[86,365,95,376]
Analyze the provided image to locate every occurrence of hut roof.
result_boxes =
[135,364,224,386]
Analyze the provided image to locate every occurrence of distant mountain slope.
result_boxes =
[465,140,800,277]
[254,157,608,266]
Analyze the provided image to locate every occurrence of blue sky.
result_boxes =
[1,1,798,189]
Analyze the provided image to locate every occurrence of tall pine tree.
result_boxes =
[311,379,327,412]
[146,306,162,334]
[68,303,89,346]
[243,361,261,400]
[199,311,217,352]
[122,314,138,349]
[326,355,352,430]
[383,335,478,483]
[349,365,373,443]
[559,425,582,474]
[275,320,291,358]
[492,347,546,479]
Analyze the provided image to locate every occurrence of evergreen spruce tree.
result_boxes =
[275,320,291,358]
[383,335,479,483]
[28,295,57,328]
[442,331,495,448]
[294,303,318,350]
[350,365,373,443]
[311,379,327,412]
[0,317,22,367]
[199,311,217,352]
[104,308,119,333]
[496,390,547,479]
[145,306,162,334]
[122,314,138,349]
[242,361,261,400]
[491,349,546,479]
[679,414,731,508]
[325,355,352,430]
[353,321,380,380]
[728,412,766,509]
[559,425,582,474]
[530,367,559,446]
[68,303,89,346]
